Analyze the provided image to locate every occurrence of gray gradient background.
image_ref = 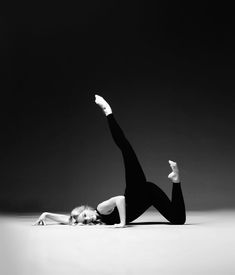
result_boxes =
[1,1,235,212]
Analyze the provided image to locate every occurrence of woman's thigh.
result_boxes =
[124,183,152,223]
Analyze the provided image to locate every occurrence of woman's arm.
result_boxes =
[34,212,71,225]
[114,196,126,227]
[97,195,126,227]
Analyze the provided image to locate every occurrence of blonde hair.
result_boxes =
[69,205,104,225]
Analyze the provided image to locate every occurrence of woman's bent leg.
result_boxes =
[149,182,186,224]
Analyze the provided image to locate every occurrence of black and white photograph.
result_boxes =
[1,1,235,274]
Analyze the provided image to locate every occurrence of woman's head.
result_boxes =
[69,205,102,225]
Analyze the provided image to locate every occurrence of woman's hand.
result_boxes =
[33,212,47,226]
[113,223,126,228]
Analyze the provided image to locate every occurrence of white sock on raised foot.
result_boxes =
[95,94,112,116]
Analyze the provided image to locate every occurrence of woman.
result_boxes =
[34,95,186,228]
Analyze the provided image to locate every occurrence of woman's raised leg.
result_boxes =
[95,94,146,188]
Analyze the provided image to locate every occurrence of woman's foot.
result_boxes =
[95,94,112,116]
[168,160,180,183]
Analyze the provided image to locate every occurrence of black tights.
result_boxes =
[107,114,186,224]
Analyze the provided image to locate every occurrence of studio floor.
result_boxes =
[1,210,234,275]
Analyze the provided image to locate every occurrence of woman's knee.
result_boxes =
[170,215,186,225]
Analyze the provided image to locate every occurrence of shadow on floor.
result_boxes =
[128,222,197,226]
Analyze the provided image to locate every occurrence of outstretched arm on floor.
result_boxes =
[33,212,71,225]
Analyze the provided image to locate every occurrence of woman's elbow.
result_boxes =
[115,195,125,204]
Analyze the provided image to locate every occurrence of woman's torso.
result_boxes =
[96,206,120,225]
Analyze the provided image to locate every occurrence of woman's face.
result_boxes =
[72,209,97,224]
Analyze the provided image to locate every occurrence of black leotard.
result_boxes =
[96,207,120,225]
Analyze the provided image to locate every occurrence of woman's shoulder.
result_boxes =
[96,204,115,215]
[96,197,118,215]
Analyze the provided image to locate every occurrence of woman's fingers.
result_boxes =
[113,223,125,228]
[41,220,46,225]
[32,220,39,226]
[33,219,46,226]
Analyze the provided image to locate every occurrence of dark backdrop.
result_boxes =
[1,1,235,212]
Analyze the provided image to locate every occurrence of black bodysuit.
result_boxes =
[96,114,186,225]
[95,207,120,225]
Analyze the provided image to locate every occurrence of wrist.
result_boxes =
[42,212,48,219]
